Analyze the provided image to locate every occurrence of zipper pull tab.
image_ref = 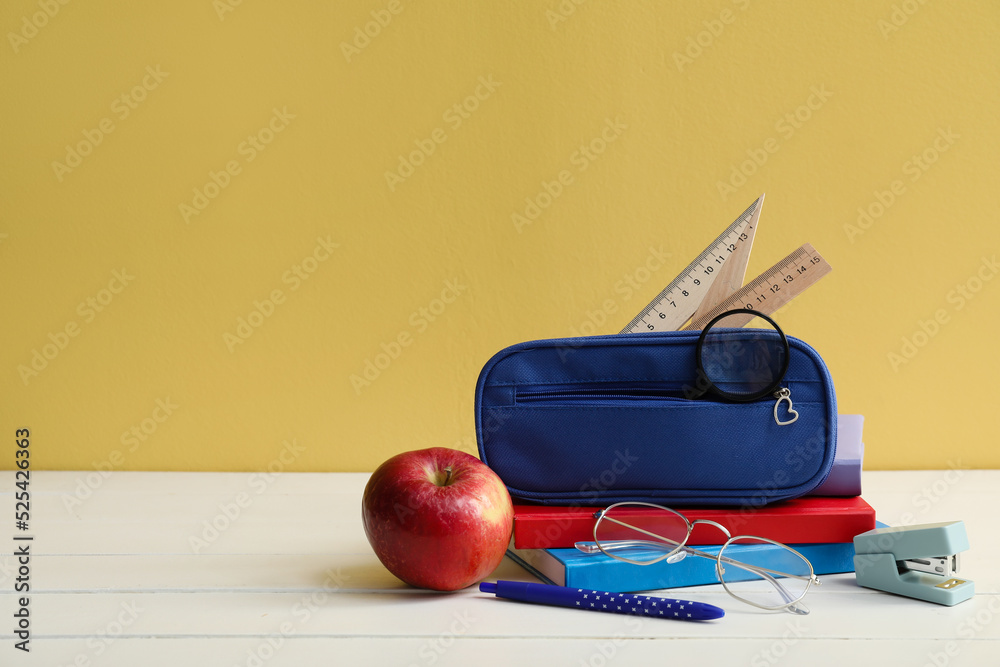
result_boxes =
[773,387,799,426]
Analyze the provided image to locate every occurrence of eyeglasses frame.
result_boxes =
[584,501,821,614]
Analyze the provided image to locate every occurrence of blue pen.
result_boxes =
[479,580,724,621]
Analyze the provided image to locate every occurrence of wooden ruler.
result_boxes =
[620,196,762,333]
[681,243,831,330]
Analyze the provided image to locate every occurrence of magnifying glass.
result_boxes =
[685,309,796,425]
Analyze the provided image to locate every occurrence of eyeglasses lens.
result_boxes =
[699,312,786,398]
[595,504,690,564]
[718,537,812,609]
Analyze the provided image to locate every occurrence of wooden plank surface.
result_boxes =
[0,471,997,665]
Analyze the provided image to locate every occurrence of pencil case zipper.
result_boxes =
[514,384,699,406]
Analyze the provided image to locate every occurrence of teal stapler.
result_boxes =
[854,521,974,606]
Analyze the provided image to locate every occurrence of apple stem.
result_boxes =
[436,466,454,487]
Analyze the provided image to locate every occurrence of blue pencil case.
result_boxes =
[475,330,837,507]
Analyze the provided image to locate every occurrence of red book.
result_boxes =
[511,496,876,549]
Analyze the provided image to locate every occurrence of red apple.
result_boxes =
[362,447,514,591]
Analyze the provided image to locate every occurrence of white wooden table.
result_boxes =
[1,470,998,666]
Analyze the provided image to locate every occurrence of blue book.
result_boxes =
[507,539,862,592]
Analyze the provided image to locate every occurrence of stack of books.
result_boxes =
[507,415,872,592]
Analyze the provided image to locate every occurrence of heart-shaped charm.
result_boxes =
[773,389,799,426]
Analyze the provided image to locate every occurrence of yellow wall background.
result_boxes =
[2,1,998,472]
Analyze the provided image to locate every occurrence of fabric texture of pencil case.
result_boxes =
[475,330,837,507]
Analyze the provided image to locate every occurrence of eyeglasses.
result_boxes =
[685,309,797,426]
[574,502,821,614]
